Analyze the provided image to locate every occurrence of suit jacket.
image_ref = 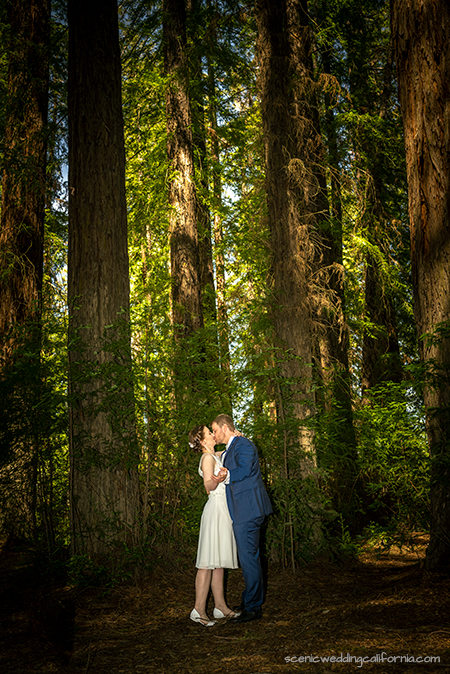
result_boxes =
[222,436,273,524]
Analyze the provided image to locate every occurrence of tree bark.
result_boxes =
[187,0,217,328]
[163,0,204,340]
[257,0,327,467]
[206,24,232,408]
[0,0,49,353]
[391,0,450,570]
[0,0,50,539]
[68,0,140,560]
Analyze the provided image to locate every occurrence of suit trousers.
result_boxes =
[233,515,265,611]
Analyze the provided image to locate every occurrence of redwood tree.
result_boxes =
[0,0,50,538]
[256,0,315,457]
[207,56,232,405]
[256,0,351,465]
[391,0,450,570]
[163,0,204,341]
[68,0,140,560]
[162,0,212,424]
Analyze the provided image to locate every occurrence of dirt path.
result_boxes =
[2,538,449,673]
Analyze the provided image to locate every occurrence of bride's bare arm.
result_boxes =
[200,454,220,493]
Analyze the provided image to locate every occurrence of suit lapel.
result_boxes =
[222,436,236,467]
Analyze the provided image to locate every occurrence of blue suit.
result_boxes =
[222,436,272,611]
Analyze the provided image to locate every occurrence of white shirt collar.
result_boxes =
[226,435,235,450]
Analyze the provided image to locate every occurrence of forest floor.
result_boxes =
[1,535,450,674]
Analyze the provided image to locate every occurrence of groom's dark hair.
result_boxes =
[213,413,235,430]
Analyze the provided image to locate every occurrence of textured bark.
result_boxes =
[68,0,140,560]
[187,0,217,328]
[0,0,50,538]
[163,0,204,339]
[207,55,232,404]
[257,0,329,466]
[392,0,450,570]
[0,0,49,350]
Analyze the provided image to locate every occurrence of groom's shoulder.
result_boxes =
[235,435,256,450]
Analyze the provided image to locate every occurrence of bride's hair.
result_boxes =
[188,424,206,452]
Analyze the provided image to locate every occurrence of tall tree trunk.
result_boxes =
[207,33,232,409]
[163,0,204,341]
[257,0,334,468]
[68,0,140,561]
[163,0,211,422]
[257,0,313,464]
[392,0,450,571]
[187,0,217,328]
[186,0,227,409]
[0,0,50,539]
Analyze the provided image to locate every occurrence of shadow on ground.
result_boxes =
[1,536,449,673]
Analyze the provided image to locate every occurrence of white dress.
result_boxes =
[195,453,238,570]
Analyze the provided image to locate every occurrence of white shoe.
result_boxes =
[190,608,216,626]
[213,608,240,619]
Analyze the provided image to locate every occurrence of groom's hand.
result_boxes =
[211,468,228,483]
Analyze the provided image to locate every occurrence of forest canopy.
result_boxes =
[0,0,449,576]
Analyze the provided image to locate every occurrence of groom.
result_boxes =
[211,414,272,623]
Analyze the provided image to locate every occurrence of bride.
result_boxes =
[188,424,239,626]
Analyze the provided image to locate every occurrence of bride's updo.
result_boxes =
[189,424,206,452]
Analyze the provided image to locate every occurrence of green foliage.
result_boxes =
[68,317,141,479]
[355,381,430,535]
[0,311,69,548]
[67,537,158,588]
[67,554,120,589]
[0,0,438,572]
[0,3,9,149]
[267,472,336,566]
[324,514,362,561]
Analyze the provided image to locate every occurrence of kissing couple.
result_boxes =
[188,414,272,625]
